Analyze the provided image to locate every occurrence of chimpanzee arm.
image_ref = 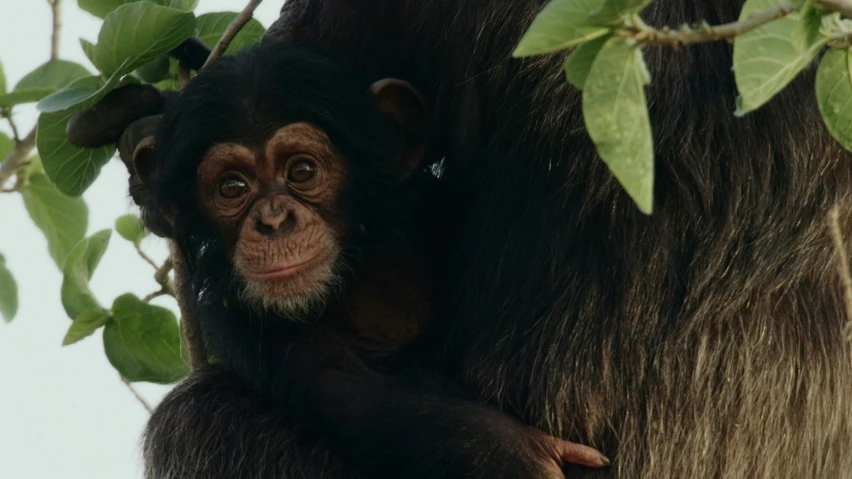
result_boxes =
[282,333,608,479]
[143,366,360,479]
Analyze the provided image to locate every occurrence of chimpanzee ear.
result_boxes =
[369,79,428,180]
[131,136,158,188]
[129,136,175,238]
[117,119,175,238]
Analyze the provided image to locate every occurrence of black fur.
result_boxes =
[141,1,852,476]
[267,1,851,477]
[143,44,600,479]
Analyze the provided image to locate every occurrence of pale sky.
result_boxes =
[0,1,285,477]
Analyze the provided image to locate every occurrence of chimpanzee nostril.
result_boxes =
[256,199,295,235]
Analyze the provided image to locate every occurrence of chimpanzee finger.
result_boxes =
[549,437,610,469]
[66,84,171,148]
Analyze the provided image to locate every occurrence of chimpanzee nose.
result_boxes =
[256,197,295,235]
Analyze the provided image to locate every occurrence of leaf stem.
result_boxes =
[617,3,795,47]
[134,243,159,270]
[202,0,264,68]
[121,376,153,413]
[136,247,175,300]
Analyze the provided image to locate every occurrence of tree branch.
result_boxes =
[816,0,852,18]
[0,128,35,188]
[121,376,153,413]
[170,242,207,370]
[1,0,62,187]
[618,3,794,47]
[48,0,62,60]
[202,0,264,68]
[5,114,21,142]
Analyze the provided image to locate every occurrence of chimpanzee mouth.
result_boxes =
[251,254,325,281]
[238,260,345,322]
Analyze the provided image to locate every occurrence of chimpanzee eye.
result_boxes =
[219,176,248,199]
[287,159,317,184]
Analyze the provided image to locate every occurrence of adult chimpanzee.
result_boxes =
[131,43,608,478]
[68,0,852,477]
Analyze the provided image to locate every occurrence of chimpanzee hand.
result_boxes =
[65,37,210,149]
[64,84,172,238]
[467,410,609,478]
[65,84,170,149]
[308,363,609,479]
[66,91,173,238]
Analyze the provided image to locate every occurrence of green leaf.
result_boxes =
[513,0,609,57]
[21,174,89,268]
[168,0,198,12]
[587,0,652,25]
[196,12,266,54]
[36,80,117,197]
[733,0,826,116]
[564,34,611,89]
[79,0,141,18]
[816,48,852,151]
[61,230,111,319]
[0,60,90,108]
[0,254,18,323]
[13,60,91,92]
[583,37,654,214]
[115,214,147,245]
[63,309,111,346]
[93,2,196,76]
[105,294,189,384]
[0,61,7,95]
[0,132,13,160]
[36,64,127,113]
[0,90,57,109]
[80,38,99,67]
[78,0,197,18]
[134,55,171,83]
[23,155,44,176]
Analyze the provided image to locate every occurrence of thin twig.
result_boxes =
[202,0,264,68]
[617,3,794,47]
[0,128,35,188]
[137,250,175,301]
[816,0,852,18]
[5,114,21,142]
[134,243,159,270]
[143,289,169,302]
[121,376,153,413]
[171,242,207,370]
[0,1,62,187]
[153,256,175,296]
[48,0,62,60]
[828,206,852,340]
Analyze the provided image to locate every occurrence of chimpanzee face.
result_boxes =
[130,45,430,321]
[195,122,352,318]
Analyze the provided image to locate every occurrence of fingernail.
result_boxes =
[599,455,611,466]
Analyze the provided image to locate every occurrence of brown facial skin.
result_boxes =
[196,123,350,318]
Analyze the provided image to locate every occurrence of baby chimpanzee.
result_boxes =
[130,42,608,478]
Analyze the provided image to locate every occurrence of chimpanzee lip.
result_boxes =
[250,254,323,281]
